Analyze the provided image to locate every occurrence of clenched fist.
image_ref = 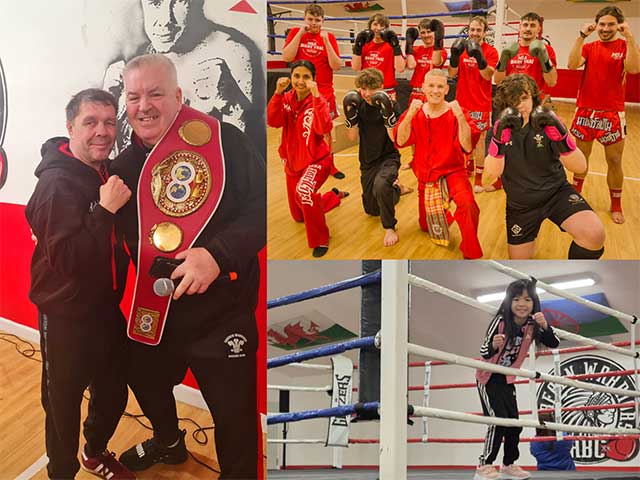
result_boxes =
[99,175,131,214]
[275,77,291,94]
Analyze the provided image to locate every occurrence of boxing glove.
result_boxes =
[405,27,419,56]
[381,29,402,55]
[489,107,523,158]
[353,29,374,55]
[372,90,397,128]
[529,39,553,73]
[496,41,520,72]
[449,38,467,68]
[429,19,445,51]
[343,90,363,128]
[530,106,575,154]
[466,40,488,70]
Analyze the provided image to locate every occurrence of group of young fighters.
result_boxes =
[268,4,638,259]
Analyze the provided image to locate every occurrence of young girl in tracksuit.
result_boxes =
[474,279,560,480]
[267,59,346,257]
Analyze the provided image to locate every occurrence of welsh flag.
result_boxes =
[541,293,628,338]
[268,315,358,351]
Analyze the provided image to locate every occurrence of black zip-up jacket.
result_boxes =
[111,122,266,351]
[25,137,128,318]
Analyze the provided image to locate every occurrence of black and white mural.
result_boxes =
[0,0,265,205]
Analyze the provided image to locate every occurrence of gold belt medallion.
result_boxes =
[150,150,211,217]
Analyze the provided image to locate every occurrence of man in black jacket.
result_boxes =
[112,54,265,479]
[25,89,134,479]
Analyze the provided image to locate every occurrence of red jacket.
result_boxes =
[267,90,332,176]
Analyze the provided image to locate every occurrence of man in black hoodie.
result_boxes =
[112,54,265,479]
[25,89,134,479]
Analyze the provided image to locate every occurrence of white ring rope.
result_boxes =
[412,406,640,436]
[407,274,638,359]
[268,384,332,392]
[486,261,638,325]
[407,342,640,399]
[285,362,332,370]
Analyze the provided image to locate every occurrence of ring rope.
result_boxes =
[411,406,640,435]
[486,261,638,325]
[268,271,380,309]
[267,401,379,425]
[268,335,376,369]
[407,343,640,398]
[267,9,489,22]
[408,273,638,359]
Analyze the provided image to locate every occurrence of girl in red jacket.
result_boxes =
[267,60,346,257]
[474,279,559,480]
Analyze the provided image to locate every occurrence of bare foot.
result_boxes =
[384,228,399,246]
[473,185,484,193]
[400,163,412,171]
[393,180,413,195]
[612,210,625,224]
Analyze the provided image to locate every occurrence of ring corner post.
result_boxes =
[380,260,409,480]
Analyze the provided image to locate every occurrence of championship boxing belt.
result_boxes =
[128,105,225,345]
[422,177,450,247]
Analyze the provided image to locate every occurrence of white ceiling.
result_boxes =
[267,260,640,366]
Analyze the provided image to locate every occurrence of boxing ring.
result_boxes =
[267,261,639,480]
[267,0,529,64]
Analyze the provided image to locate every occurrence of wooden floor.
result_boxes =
[267,102,640,260]
[0,332,220,479]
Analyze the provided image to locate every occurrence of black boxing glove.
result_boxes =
[449,38,467,68]
[530,106,576,155]
[381,29,402,56]
[372,90,397,128]
[353,29,374,55]
[342,90,363,128]
[466,40,488,70]
[405,27,419,56]
[429,19,445,51]
[489,107,523,158]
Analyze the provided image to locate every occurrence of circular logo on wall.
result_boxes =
[536,354,638,464]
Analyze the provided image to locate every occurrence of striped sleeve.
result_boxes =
[480,315,501,359]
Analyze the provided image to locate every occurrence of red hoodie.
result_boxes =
[267,89,332,176]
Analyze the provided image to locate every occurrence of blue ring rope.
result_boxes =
[267,401,380,425]
[268,270,380,309]
[268,336,376,369]
[268,9,488,22]
[267,33,466,41]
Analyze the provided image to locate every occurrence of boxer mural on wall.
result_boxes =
[102,0,265,155]
[537,355,639,464]
[0,58,8,190]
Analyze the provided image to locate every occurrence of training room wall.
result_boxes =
[267,261,640,470]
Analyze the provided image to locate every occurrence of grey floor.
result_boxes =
[268,469,639,480]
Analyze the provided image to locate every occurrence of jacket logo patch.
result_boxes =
[225,333,248,358]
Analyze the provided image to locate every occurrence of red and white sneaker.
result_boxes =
[473,464,500,480]
[81,447,136,479]
[500,464,531,479]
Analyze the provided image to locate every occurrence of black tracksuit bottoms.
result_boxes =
[477,374,523,466]
[127,327,258,479]
[39,308,128,478]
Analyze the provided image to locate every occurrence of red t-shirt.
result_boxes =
[410,45,448,88]
[284,28,339,98]
[455,42,498,112]
[505,43,557,95]
[577,39,627,111]
[394,108,466,183]
[362,40,397,89]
